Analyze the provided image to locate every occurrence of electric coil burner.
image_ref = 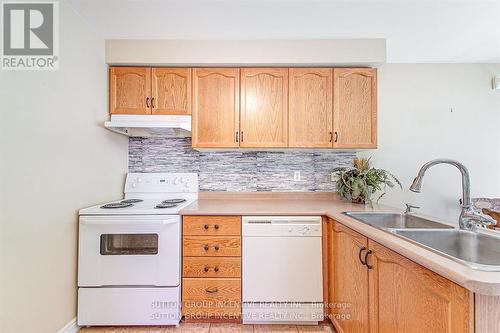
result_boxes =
[120,198,144,204]
[161,198,187,204]
[155,203,178,209]
[100,202,133,209]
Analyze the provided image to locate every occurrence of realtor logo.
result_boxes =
[1,1,59,70]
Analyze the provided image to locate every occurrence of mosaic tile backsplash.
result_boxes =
[129,138,356,192]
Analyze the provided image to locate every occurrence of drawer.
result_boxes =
[183,216,241,236]
[182,278,241,319]
[183,257,241,278]
[183,236,241,257]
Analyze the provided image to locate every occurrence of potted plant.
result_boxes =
[332,157,402,204]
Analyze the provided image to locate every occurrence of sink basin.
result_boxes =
[343,212,453,230]
[393,229,500,271]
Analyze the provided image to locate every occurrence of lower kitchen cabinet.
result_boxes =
[329,220,369,333]
[328,219,473,333]
[367,240,473,333]
[182,215,242,320]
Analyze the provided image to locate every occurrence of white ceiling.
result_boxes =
[67,0,500,63]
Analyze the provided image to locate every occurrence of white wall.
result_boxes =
[363,64,500,224]
[0,2,127,333]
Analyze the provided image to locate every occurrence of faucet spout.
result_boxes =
[409,159,471,207]
[409,159,494,230]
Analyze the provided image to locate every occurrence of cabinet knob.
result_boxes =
[214,245,220,251]
[203,244,209,251]
[204,224,209,230]
[334,131,339,143]
[203,266,209,272]
[214,224,219,230]
[146,97,150,108]
[214,266,219,273]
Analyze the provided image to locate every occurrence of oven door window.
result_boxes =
[100,234,159,255]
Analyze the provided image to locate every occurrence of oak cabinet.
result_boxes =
[109,66,191,115]
[109,67,151,115]
[240,68,288,147]
[368,240,473,333]
[328,219,473,333]
[333,68,377,148]
[151,68,191,115]
[108,66,378,149]
[191,68,240,148]
[182,215,242,320]
[329,220,369,333]
[289,68,333,147]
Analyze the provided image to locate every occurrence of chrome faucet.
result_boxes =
[409,159,496,231]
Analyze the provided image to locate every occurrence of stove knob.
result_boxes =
[137,178,143,183]
[131,183,137,188]
[180,177,186,183]
[301,226,310,234]
[174,178,180,185]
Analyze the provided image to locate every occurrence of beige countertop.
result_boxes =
[180,192,500,296]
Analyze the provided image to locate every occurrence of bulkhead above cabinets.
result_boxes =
[108,66,377,149]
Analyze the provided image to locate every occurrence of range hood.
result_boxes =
[104,115,191,137]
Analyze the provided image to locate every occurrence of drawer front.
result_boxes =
[183,216,241,236]
[183,257,241,278]
[182,278,241,301]
[183,236,241,257]
[182,278,241,319]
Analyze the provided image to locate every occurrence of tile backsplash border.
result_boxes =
[128,137,356,192]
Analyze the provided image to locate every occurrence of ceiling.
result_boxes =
[67,0,500,63]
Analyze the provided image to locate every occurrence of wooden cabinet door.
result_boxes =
[333,68,377,148]
[109,67,151,114]
[192,68,240,148]
[240,68,288,147]
[151,68,191,115]
[368,240,473,333]
[330,221,370,333]
[289,68,333,147]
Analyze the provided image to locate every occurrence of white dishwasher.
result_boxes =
[242,216,323,324]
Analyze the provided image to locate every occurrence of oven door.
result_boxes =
[78,215,180,287]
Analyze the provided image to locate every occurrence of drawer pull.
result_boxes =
[204,224,209,230]
[214,245,220,251]
[214,224,220,230]
[203,266,209,272]
[214,266,219,272]
[203,244,209,251]
[205,287,218,294]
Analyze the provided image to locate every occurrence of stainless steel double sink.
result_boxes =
[343,211,500,271]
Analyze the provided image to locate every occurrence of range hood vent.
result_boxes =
[104,115,191,137]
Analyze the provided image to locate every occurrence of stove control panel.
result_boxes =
[124,173,199,193]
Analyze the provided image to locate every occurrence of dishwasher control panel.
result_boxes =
[242,216,322,236]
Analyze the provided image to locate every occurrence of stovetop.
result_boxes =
[79,172,198,216]
[79,197,196,215]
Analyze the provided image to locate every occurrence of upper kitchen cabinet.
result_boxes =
[151,68,191,115]
[289,68,333,148]
[109,67,151,115]
[240,68,288,148]
[192,68,240,148]
[333,68,377,148]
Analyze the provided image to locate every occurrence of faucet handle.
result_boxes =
[405,203,420,214]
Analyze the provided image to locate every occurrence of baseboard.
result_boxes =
[57,318,79,333]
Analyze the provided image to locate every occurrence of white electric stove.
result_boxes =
[77,173,198,327]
